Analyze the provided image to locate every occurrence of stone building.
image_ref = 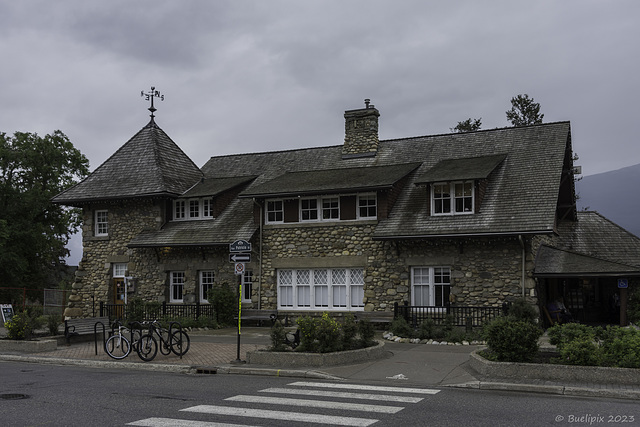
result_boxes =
[53,100,640,325]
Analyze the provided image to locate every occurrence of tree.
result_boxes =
[452,118,482,133]
[0,130,89,295]
[506,94,544,126]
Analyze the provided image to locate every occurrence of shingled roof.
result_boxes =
[534,211,640,276]
[198,122,573,239]
[53,120,202,205]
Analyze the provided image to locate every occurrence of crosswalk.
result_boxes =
[127,381,440,426]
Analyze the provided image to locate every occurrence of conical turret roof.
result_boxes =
[53,120,202,205]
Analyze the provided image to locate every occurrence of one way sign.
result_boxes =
[229,253,251,263]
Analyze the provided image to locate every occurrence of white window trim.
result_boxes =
[266,199,285,224]
[357,193,377,219]
[173,198,214,221]
[242,270,253,303]
[95,210,108,236]
[277,268,365,311]
[431,181,474,216]
[113,263,127,278]
[200,271,215,303]
[170,271,185,303]
[411,266,451,308]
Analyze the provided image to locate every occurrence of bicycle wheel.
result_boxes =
[170,330,190,356]
[136,334,158,362]
[104,334,131,360]
[159,329,172,356]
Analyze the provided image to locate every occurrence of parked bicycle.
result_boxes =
[142,320,190,360]
[104,320,158,362]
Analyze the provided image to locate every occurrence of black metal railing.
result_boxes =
[100,301,215,321]
[394,302,506,328]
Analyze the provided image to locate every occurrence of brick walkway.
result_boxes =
[31,340,267,367]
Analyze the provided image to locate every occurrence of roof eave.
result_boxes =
[373,230,554,240]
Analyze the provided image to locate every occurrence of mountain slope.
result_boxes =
[576,163,640,238]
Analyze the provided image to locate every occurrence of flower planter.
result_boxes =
[247,340,387,367]
[470,349,640,385]
[0,338,57,353]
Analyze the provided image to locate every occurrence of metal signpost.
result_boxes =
[230,240,251,363]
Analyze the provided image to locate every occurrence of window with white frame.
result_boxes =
[411,267,451,307]
[301,199,318,221]
[173,198,215,221]
[200,271,214,303]
[266,200,284,223]
[242,270,253,302]
[277,268,365,310]
[95,210,108,236]
[174,200,186,220]
[322,197,339,220]
[113,263,127,278]
[432,181,474,215]
[170,271,185,303]
[358,194,377,219]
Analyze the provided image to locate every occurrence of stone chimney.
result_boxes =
[342,99,380,158]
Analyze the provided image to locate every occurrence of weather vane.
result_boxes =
[141,86,164,118]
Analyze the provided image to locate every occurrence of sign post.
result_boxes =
[618,278,629,326]
[230,240,251,364]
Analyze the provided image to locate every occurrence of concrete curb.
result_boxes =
[214,365,344,380]
[0,354,194,374]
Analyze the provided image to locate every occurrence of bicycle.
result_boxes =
[104,320,158,362]
[139,320,190,361]
[104,321,130,360]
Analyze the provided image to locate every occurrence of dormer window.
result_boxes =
[173,198,214,221]
[432,181,474,215]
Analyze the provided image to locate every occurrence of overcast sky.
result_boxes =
[2,1,639,264]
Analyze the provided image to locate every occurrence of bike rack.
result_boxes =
[93,321,107,355]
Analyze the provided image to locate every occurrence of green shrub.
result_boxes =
[417,318,435,339]
[315,312,342,353]
[553,337,602,366]
[4,311,35,340]
[444,327,467,344]
[127,297,145,322]
[547,323,596,348]
[599,327,640,368]
[507,299,538,324]
[46,314,61,336]
[341,313,358,350]
[207,284,237,326]
[296,315,318,352]
[269,321,288,352]
[483,316,542,362]
[357,318,376,348]
[390,317,414,338]
[628,286,640,325]
[145,301,162,320]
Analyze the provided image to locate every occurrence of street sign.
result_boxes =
[229,253,251,263]
[618,278,628,289]
[234,262,245,275]
[230,239,251,253]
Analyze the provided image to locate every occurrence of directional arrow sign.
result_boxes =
[229,253,251,263]
[230,239,251,253]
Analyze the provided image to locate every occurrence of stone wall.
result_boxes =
[258,222,538,313]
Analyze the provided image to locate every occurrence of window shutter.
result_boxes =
[340,195,356,220]
[284,199,299,223]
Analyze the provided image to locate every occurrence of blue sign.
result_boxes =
[618,278,628,289]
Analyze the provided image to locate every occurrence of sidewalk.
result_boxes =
[1,326,639,400]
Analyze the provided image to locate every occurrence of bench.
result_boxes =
[235,309,278,326]
[64,316,109,345]
[354,311,395,324]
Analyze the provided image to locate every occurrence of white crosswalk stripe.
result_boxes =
[260,387,425,403]
[181,405,378,426]
[128,381,440,426]
[225,394,404,413]
[287,381,441,394]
